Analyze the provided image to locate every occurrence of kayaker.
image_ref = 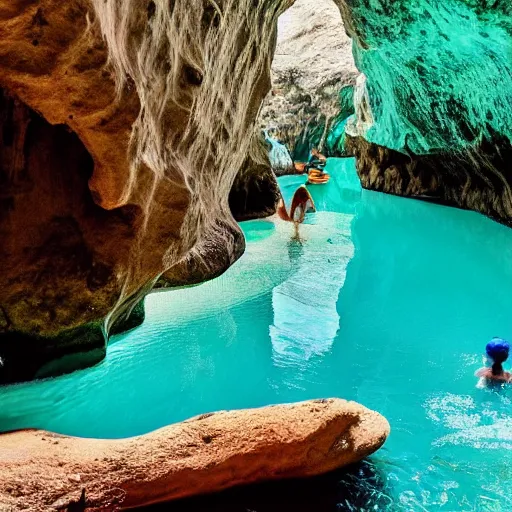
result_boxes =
[306,148,326,173]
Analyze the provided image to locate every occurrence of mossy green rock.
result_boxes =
[342,0,512,154]
[0,299,146,385]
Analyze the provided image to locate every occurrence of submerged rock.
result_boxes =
[0,398,389,511]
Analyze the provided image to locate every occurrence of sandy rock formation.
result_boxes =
[0,398,389,511]
[0,0,290,383]
[259,0,358,160]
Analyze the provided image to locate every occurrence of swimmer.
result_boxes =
[277,185,316,239]
[475,338,512,385]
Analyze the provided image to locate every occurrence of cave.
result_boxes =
[1,0,512,510]
[2,0,510,383]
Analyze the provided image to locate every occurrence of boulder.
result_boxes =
[0,398,389,511]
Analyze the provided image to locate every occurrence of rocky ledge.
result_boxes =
[0,398,389,511]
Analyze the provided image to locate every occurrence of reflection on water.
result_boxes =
[2,159,512,509]
[270,216,353,382]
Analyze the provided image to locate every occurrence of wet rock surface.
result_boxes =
[337,0,512,224]
[0,398,389,511]
[346,133,512,227]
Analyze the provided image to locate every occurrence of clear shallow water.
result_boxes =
[3,159,512,510]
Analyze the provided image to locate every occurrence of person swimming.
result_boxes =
[277,185,316,239]
[475,338,512,385]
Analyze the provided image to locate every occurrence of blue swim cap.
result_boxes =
[486,338,510,363]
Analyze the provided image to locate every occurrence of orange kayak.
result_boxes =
[307,169,330,184]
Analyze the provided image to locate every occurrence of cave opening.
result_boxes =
[259,0,358,164]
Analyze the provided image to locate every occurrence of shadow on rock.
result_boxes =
[142,459,395,512]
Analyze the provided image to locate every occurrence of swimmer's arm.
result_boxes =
[475,367,488,378]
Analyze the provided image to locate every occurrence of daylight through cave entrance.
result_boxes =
[259,0,358,165]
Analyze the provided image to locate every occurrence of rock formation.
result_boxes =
[0,398,390,511]
[259,0,358,161]
[0,0,289,383]
[2,0,511,382]
[346,133,512,224]
[158,134,280,289]
[261,0,512,225]
[338,0,512,225]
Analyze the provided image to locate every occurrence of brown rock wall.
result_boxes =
[0,0,288,382]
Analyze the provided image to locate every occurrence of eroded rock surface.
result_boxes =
[337,0,512,223]
[346,134,512,226]
[0,0,288,382]
[0,398,389,511]
[259,0,358,160]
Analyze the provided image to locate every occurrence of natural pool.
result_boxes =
[2,158,512,510]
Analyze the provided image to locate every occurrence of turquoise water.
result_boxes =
[3,158,512,510]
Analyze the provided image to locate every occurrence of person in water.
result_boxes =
[475,338,512,384]
[306,148,327,173]
[277,185,316,239]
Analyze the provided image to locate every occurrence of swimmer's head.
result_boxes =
[486,338,510,364]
